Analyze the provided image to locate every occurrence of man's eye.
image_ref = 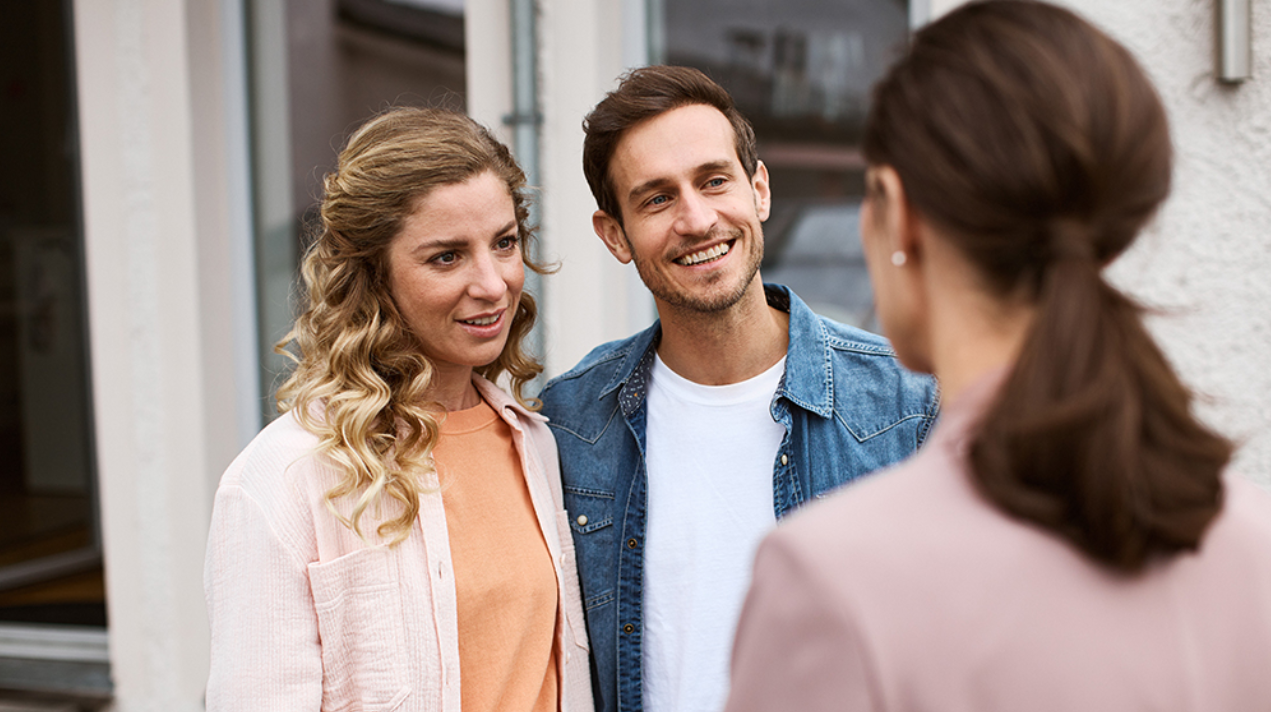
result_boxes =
[649,195,669,206]
[707,177,726,188]
[432,252,457,265]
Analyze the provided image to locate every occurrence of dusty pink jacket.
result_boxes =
[204,376,594,712]
[725,373,1271,712]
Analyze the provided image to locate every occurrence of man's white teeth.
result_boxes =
[463,314,499,326]
[677,242,731,266]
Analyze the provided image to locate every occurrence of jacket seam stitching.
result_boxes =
[837,411,931,443]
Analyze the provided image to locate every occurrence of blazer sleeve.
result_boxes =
[722,530,881,712]
[204,483,324,711]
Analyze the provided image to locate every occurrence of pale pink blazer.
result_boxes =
[725,374,1271,712]
[204,376,594,712]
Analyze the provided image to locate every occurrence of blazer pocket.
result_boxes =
[555,509,591,653]
[308,547,413,712]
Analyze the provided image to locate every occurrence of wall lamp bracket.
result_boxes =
[1219,0,1252,83]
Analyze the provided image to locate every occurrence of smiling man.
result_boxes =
[539,66,938,712]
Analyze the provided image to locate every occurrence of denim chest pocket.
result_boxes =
[308,548,413,712]
[563,486,617,611]
[548,401,622,447]
[814,411,931,491]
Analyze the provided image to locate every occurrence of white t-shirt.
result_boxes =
[641,353,786,712]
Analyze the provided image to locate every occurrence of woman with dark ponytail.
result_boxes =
[723,2,1271,710]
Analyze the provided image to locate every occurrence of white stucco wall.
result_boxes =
[924,0,1271,488]
[1050,0,1271,488]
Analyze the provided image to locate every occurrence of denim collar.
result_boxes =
[604,283,835,419]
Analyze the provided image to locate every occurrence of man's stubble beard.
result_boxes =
[626,225,764,315]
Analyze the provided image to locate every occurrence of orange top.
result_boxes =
[433,398,560,712]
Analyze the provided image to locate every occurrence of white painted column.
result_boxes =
[73,0,253,707]
[915,0,969,26]
[536,0,655,376]
[467,0,655,380]
[465,0,515,147]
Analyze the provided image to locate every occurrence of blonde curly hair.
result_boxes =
[275,107,547,544]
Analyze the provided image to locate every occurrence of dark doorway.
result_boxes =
[0,0,104,631]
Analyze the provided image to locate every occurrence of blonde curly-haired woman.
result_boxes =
[204,108,592,712]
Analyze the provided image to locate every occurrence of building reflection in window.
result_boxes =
[655,0,907,331]
[0,0,105,629]
[250,0,467,419]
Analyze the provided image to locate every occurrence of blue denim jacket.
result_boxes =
[539,285,939,712]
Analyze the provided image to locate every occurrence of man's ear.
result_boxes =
[593,210,633,264]
[751,160,772,222]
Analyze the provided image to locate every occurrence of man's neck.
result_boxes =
[654,280,790,386]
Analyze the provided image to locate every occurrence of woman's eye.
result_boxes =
[496,235,520,250]
[431,251,457,265]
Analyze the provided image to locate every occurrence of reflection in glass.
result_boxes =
[0,0,104,628]
[656,0,907,331]
[250,0,468,420]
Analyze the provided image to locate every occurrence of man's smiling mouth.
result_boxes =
[675,241,731,266]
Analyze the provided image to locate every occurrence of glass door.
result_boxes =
[652,0,909,331]
[0,0,104,633]
[250,0,469,421]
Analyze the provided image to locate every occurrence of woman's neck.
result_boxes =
[929,292,1033,410]
[920,238,1035,410]
[427,365,482,411]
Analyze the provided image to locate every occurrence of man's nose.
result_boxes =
[673,190,718,237]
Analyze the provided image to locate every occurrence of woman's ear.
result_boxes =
[863,164,934,374]
[873,165,921,265]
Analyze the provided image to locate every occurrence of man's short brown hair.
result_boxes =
[582,65,759,226]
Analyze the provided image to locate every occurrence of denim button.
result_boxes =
[623,624,635,634]
[627,538,638,549]
[577,514,588,526]
[780,454,789,466]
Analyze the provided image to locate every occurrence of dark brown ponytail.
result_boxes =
[863,0,1232,572]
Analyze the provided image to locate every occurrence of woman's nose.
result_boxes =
[467,253,508,302]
